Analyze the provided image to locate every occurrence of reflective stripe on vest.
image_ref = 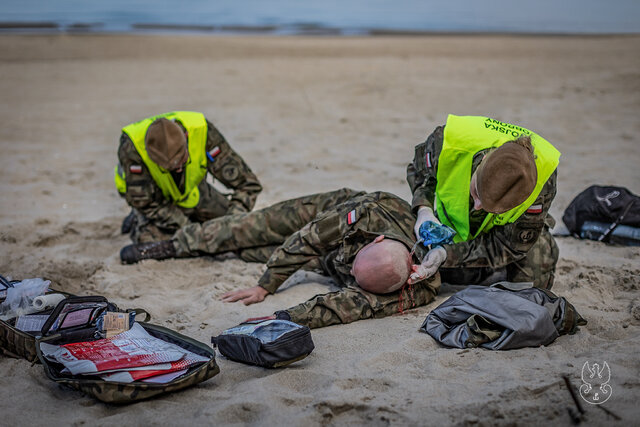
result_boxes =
[114,111,208,209]
[436,115,560,243]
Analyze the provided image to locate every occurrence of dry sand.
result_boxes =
[0,34,639,426]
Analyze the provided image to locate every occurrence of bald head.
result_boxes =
[351,236,412,294]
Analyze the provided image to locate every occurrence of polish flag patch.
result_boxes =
[129,165,142,174]
[526,204,543,214]
[209,146,221,158]
[347,209,357,225]
[426,152,432,168]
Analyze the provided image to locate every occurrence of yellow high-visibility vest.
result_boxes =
[114,111,208,209]
[435,115,560,243]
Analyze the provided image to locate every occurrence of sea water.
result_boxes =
[2,0,639,34]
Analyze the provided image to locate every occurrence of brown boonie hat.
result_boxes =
[145,118,187,170]
[476,135,537,214]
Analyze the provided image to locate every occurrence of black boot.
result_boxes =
[120,240,177,264]
[121,210,138,234]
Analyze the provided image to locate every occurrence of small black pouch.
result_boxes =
[212,319,314,368]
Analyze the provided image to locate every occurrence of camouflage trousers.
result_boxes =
[284,275,440,329]
[439,227,559,289]
[131,180,232,243]
[173,188,365,260]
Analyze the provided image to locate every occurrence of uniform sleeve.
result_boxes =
[204,120,262,214]
[281,276,439,329]
[406,126,444,213]
[441,170,558,269]
[117,134,191,229]
[257,208,344,294]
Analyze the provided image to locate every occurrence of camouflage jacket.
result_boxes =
[257,191,433,294]
[406,125,558,270]
[117,119,262,229]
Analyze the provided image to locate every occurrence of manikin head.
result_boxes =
[145,118,189,172]
[350,235,412,294]
[470,135,537,214]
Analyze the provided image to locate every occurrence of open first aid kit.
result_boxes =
[1,276,219,403]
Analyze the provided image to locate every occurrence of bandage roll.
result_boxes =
[33,293,66,311]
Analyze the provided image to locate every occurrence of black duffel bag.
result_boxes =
[562,185,640,245]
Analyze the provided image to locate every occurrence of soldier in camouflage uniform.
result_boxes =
[407,115,560,289]
[115,111,262,243]
[119,188,440,329]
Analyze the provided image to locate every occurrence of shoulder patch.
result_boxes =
[207,146,221,162]
[129,165,142,174]
[347,209,357,225]
[526,204,543,214]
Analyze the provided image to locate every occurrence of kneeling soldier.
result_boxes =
[407,115,560,289]
[115,111,262,243]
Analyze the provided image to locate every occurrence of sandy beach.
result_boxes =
[0,34,639,425]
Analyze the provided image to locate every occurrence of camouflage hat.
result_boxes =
[145,118,187,170]
[476,135,537,214]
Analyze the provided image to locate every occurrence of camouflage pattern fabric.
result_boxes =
[0,319,40,362]
[173,189,440,328]
[174,188,364,257]
[285,278,439,329]
[118,119,262,243]
[407,124,559,289]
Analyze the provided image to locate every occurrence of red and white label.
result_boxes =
[209,146,221,158]
[526,204,543,214]
[129,165,142,174]
[347,209,357,225]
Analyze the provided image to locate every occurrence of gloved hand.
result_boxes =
[414,206,441,240]
[409,246,447,284]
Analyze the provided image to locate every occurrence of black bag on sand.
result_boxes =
[562,185,640,246]
[212,318,314,368]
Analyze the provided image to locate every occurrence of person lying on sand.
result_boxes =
[120,188,440,328]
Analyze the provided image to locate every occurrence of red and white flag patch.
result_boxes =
[526,204,543,214]
[347,209,357,225]
[209,146,221,158]
[129,165,142,174]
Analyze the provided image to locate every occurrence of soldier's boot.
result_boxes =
[121,210,138,234]
[120,240,178,264]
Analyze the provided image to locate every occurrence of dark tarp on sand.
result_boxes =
[421,282,586,350]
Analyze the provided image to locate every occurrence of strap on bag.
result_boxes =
[128,308,151,322]
[598,201,635,242]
